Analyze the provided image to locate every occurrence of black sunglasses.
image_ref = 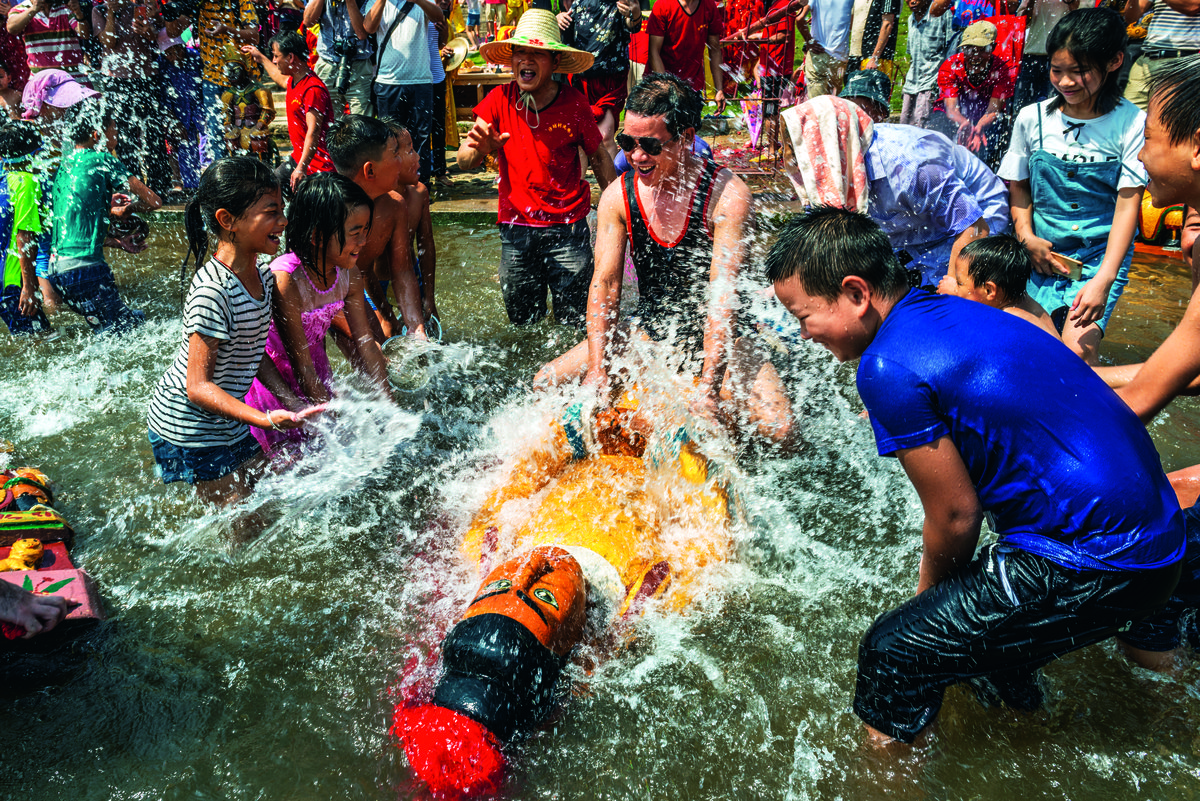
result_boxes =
[615,132,678,156]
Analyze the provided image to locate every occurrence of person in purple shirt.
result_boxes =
[767,205,1184,748]
[783,95,1009,289]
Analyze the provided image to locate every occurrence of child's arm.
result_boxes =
[1068,185,1140,328]
[14,230,38,318]
[185,333,307,430]
[413,184,438,323]
[113,176,162,217]
[292,107,327,189]
[272,270,333,404]
[343,268,391,389]
[241,45,291,90]
[1008,178,1061,276]
[387,193,429,338]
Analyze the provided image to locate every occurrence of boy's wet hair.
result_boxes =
[959,234,1031,302]
[287,172,374,286]
[327,114,405,176]
[0,121,41,160]
[765,205,909,301]
[625,73,703,138]
[65,98,104,144]
[270,30,309,61]
[1046,7,1127,117]
[1147,55,1200,145]
[182,156,281,282]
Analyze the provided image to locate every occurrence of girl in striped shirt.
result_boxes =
[147,156,321,506]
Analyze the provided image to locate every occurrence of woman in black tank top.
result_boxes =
[621,157,722,355]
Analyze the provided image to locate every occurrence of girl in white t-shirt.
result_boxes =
[998,7,1146,364]
[146,157,321,506]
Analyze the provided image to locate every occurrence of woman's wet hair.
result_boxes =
[286,172,374,286]
[959,234,1031,302]
[1146,55,1200,145]
[270,30,309,61]
[1046,7,1128,116]
[327,114,402,176]
[182,156,281,280]
[625,72,703,138]
[765,206,909,300]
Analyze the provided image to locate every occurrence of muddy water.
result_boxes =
[0,218,1198,800]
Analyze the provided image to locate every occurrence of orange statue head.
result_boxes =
[462,545,586,657]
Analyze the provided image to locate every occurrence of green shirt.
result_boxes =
[2,170,42,291]
[50,148,130,274]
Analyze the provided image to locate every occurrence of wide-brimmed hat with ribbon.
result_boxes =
[478,9,594,74]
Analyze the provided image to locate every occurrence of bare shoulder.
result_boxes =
[403,182,431,215]
[597,175,627,221]
[710,166,753,226]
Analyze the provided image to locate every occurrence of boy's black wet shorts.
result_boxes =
[1120,501,1200,652]
[853,543,1182,743]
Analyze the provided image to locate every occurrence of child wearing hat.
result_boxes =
[457,8,616,327]
[930,20,1014,166]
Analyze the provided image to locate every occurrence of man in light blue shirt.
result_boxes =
[866,123,1009,286]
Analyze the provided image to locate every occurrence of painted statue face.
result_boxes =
[463,546,586,657]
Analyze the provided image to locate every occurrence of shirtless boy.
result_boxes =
[326,114,436,340]
[938,234,1059,339]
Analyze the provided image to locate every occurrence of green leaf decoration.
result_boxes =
[21,575,32,591]
[41,578,75,594]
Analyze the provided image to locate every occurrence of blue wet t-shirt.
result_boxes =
[857,289,1184,572]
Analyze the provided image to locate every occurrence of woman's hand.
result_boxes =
[1068,276,1112,328]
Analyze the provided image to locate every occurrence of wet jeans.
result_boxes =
[49,263,144,334]
[498,219,592,327]
[853,544,1181,742]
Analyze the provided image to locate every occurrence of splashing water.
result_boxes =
[1,219,1200,800]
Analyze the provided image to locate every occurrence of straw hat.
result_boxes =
[478,9,594,74]
[442,36,470,72]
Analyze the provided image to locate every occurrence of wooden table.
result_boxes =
[451,70,513,120]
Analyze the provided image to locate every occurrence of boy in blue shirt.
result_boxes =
[767,205,1185,746]
[48,103,161,334]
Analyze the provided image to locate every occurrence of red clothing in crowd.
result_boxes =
[473,83,602,227]
[646,0,723,93]
[759,0,796,77]
[935,52,1013,123]
[629,15,649,65]
[722,0,759,86]
[286,71,334,173]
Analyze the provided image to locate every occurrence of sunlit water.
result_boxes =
[2,217,1200,800]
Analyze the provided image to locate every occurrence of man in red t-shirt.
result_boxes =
[245,30,334,191]
[930,21,1013,166]
[647,0,726,111]
[457,9,616,326]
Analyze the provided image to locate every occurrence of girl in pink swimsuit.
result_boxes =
[246,172,389,454]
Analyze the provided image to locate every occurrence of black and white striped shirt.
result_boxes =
[147,258,275,447]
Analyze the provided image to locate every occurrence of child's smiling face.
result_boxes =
[395,129,420,186]
[324,204,371,270]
